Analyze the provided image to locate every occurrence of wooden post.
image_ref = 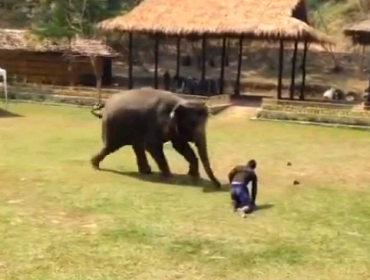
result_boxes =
[366,75,370,105]
[128,32,133,89]
[201,35,206,81]
[67,57,75,87]
[300,40,308,100]
[176,37,181,77]
[154,35,159,89]
[359,45,366,75]
[219,37,227,94]
[277,40,284,99]
[89,56,103,102]
[66,39,75,88]
[290,41,298,100]
[235,35,243,96]
[225,39,230,67]
[102,57,112,86]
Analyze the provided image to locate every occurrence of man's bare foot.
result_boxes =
[240,205,250,213]
[236,208,247,218]
[236,206,250,218]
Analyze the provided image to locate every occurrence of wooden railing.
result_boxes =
[257,98,370,127]
[0,82,231,107]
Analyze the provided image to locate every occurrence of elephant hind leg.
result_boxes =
[90,145,117,170]
[146,144,172,177]
[171,140,199,178]
[132,143,152,174]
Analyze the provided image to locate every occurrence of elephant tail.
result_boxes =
[91,102,105,119]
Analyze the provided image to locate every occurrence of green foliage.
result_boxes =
[308,0,369,36]
[30,0,127,41]
[307,0,326,11]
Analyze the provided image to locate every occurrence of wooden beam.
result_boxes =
[176,37,180,77]
[201,35,206,81]
[219,37,227,94]
[277,40,284,99]
[154,35,159,89]
[89,56,103,102]
[235,35,243,96]
[128,32,133,89]
[289,41,298,100]
[366,75,370,105]
[300,41,308,100]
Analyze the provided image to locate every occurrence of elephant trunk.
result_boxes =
[195,128,221,188]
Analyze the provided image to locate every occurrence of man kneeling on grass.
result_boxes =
[228,159,258,217]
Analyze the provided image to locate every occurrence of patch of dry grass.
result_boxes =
[1,103,370,280]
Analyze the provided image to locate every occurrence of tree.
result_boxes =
[30,0,126,98]
[31,0,124,39]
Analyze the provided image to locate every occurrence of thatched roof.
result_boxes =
[97,0,334,44]
[0,29,119,57]
[343,18,370,45]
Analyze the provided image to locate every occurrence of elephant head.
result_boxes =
[169,100,221,188]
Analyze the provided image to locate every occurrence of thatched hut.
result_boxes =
[98,0,332,42]
[0,29,119,87]
[343,18,370,46]
[343,18,370,105]
[97,0,334,99]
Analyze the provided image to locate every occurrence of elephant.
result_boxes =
[90,88,221,188]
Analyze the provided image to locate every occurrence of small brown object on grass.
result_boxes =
[293,180,300,185]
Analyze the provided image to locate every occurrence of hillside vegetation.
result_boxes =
[0,0,367,45]
[309,0,369,42]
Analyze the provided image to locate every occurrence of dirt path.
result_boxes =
[215,105,257,120]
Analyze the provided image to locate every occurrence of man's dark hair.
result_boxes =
[246,159,257,169]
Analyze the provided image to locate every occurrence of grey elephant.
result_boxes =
[90,88,221,188]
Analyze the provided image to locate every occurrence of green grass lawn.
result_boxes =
[1,103,370,280]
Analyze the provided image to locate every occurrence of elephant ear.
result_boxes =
[174,101,209,127]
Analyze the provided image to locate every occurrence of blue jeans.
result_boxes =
[230,181,251,208]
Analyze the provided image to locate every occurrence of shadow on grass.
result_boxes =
[99,168,228,192]
[0,107,23,118]
[254,203,274,212]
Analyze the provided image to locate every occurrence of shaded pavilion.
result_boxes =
[98,0,334,100]
[343,18,370,104]
[0,29,118,88]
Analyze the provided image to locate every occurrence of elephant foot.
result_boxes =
[160,172,173,180]
[187,167,200,179]
[139,165,152,175]
[213,181,222,189]
[90,157,101,170]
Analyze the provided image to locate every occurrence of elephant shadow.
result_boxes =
[100,168,229,192]
[99,169,274,212]
[0,108,23,118]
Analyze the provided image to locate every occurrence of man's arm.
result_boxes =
[228,166,237,183]
[251,173,258,206]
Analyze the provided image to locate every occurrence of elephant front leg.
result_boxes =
[91,146,114,170]
[132,143,152,174]
[171,140,199,178]
[146,144,172,178]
